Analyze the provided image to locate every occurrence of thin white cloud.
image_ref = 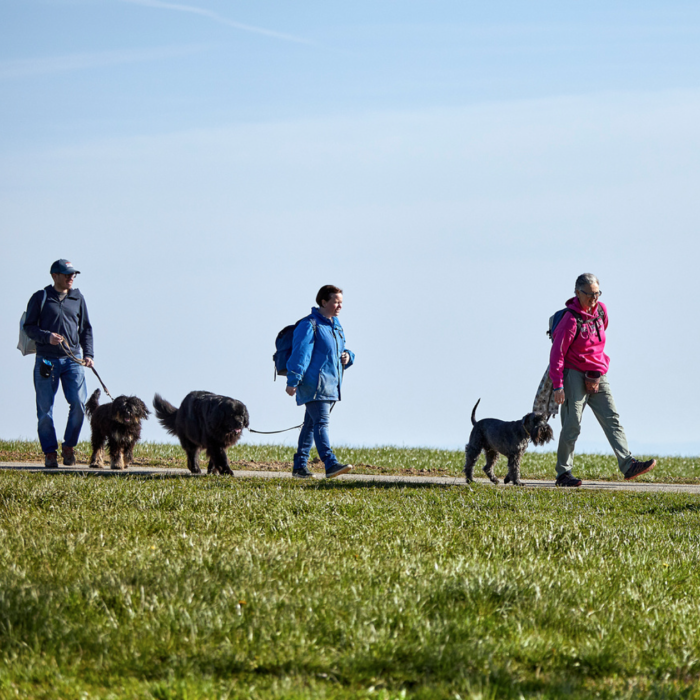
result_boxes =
[116,0,312,45]
[0,45,204,80]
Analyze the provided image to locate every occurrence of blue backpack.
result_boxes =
[273,317,317,379]
[547,306,605,343]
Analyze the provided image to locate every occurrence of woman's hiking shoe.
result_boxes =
[292,466,314,479]
[326,464,353,479]
[44,452,59,468]
[555,471,582,487]
[624,459,656,481]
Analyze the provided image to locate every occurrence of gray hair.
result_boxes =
[575,273,599,292]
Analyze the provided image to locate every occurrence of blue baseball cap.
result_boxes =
[50,259,81,275]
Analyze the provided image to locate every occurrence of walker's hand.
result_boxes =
[84,358,95,368]
[554,388,565,405]
[49,333,63,346]
[340,352,350,366]
[286,386,296,396]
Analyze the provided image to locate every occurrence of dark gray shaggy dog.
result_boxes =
[464,399,554,486]
[86,389,150,469]
[153,391,249,475]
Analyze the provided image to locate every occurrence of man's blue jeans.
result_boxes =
[294,400,339,472]
[33,355,87,454]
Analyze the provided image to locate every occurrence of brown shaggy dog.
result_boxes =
[86,389,150,469]
[153,391,249,475]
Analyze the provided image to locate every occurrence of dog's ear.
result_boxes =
[134,397,150,419]
[522,412,537,436]
[530,414,555,446]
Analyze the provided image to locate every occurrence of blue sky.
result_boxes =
[2,1,699,456]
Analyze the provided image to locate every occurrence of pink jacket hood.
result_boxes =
[549,297,609,388]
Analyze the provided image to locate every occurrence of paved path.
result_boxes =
[2,462,700,493]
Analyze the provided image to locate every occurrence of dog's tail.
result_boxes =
[86,389,101,417]
[153,393,179,436]
[471,398,481,426]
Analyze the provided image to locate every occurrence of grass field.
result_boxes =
[2,440,700,483]
[2,450,700,699]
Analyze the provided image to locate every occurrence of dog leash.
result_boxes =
[248,424,303,435]
[59,339,114,400]
[248,401,338,435]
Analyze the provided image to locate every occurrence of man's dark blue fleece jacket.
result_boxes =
[23,285,94,360]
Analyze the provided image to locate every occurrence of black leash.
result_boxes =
[59,339,114,400]
[248,401,337,435]
[249,424,303,435]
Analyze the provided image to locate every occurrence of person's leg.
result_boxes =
[305,401,340,471]
[587,374,634,474]
[293,404,315,471]
[34,356,60,454]
[555,369,588,477]
[59,358,87,448]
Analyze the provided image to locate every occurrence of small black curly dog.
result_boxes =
[86,389,150,469]
[464,398,554,486]
[153,391,250,475]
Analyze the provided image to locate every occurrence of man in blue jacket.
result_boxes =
[23,259,95,467]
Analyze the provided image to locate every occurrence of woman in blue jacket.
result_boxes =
[286,285,355,479]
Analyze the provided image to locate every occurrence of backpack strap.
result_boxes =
[565,309,584,342]
[570,306,605,342]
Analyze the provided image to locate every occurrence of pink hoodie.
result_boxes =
[549,298,610,389]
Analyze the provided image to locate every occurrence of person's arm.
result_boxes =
[549,314,577,396]
[341,349,355,368]
[78,295,94,364]
[23,291,53,345]
[286,319,315,390]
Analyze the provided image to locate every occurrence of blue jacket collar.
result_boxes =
[311,307,338,327]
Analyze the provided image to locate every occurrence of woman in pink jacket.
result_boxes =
[551,273,656,487]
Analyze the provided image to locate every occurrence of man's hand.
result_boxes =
[286,386,296,396]
[554,388,565,405]
[49,333,63,346]
[340,352,350,366]
[84,357,94,368]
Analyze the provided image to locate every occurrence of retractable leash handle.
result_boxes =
[59,339,114,401]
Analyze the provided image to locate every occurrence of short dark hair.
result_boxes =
[316,285,343,306]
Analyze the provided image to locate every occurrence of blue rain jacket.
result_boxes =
[286,307,355,405]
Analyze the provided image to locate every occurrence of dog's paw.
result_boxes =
[503,474,511,484]
[89,463,103,469]
[489,476,500,485]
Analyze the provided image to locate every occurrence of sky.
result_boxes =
[1,0,699,457]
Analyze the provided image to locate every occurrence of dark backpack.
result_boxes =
[273,317,317,379]
[547,306,605,344]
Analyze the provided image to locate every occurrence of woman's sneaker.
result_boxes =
[292,465,314,479]
[326,464,353,479]
[624,459,656,481]
[555,471,582,487]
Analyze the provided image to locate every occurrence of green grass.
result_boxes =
[2,440,699,483]
[2,471,700,698]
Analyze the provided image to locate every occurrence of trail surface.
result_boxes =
[2,462,699,493]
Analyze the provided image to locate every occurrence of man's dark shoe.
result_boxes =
[292,465,314,479]
[61,445,76,466]
[44,452,59,468]
[624,458,656,481]
[555,471,582,487]
[326,464,353,479]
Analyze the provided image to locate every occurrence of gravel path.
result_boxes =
[2,462,699,493]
